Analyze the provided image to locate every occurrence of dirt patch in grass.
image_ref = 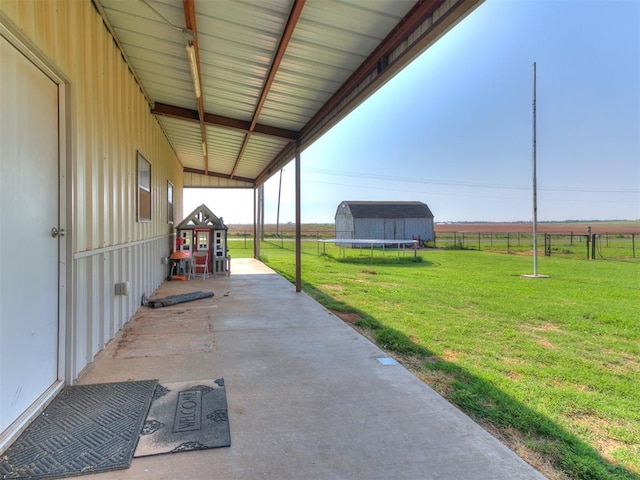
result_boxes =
[524,323,558,349]
[535,337,556,349]
[319,284,345,292]
[331,310,361,324]
[441,348,461,361]
[531,322,562,332]
[360,269,377,275]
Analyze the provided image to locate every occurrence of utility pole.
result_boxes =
[524,62,548,279]
[532,62,539,276]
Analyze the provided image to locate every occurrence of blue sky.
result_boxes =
[185,0,639,224]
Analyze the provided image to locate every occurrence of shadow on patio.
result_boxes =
[77,258,544,480]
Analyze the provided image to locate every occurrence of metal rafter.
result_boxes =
[183,0,209,174]
[152,103,298,141]
[229,0,305,179]
[183,167,254,185]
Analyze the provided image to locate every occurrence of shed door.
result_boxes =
[0,37,60,433]
[384,219,405,240]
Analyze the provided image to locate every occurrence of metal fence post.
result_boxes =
[545,233,551,256]
[586,235,590,259]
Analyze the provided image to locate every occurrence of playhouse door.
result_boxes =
[194,230,211,272]
[0,37,61,435]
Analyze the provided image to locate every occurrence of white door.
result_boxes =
[0,36,60,433]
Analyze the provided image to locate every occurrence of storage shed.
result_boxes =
[176,204,229,275]
[335,201,434,246]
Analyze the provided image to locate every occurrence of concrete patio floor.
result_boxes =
[78,258,546,480]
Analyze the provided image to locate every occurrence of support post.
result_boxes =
[253,188,259,259]
[295,139,302,292]
[259,184,265,241]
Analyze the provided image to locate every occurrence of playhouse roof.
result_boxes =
[176,204,227,230]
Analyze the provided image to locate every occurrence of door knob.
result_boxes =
[51,227,66,238]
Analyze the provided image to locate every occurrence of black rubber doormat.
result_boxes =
[0,380,157,480]
[134,378,230,457]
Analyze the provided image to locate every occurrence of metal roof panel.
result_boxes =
[96,0,483,186]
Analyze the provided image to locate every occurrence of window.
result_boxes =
[137,152,151,222]
[197,231,209,250]
[167,181,174,224]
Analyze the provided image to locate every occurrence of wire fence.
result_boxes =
[432,231,637,260]
[228,230,638,261]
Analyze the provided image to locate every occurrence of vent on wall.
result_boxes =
[114,282,130,296]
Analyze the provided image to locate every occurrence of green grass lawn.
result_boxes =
[231,240,640,480]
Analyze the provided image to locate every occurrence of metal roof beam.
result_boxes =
[229,0,305,179]
[152,102,298,140]
[183,167,255,185]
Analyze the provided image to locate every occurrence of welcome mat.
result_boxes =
[0,380,157,479]
[135,378,230,457]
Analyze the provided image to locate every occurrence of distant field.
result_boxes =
[226,223,334,237]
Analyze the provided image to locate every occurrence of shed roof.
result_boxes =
[338,201,434,219]
[95,0,483,189]
[176,204,227,230]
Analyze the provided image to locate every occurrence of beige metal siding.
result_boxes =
[1,0,183,380]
